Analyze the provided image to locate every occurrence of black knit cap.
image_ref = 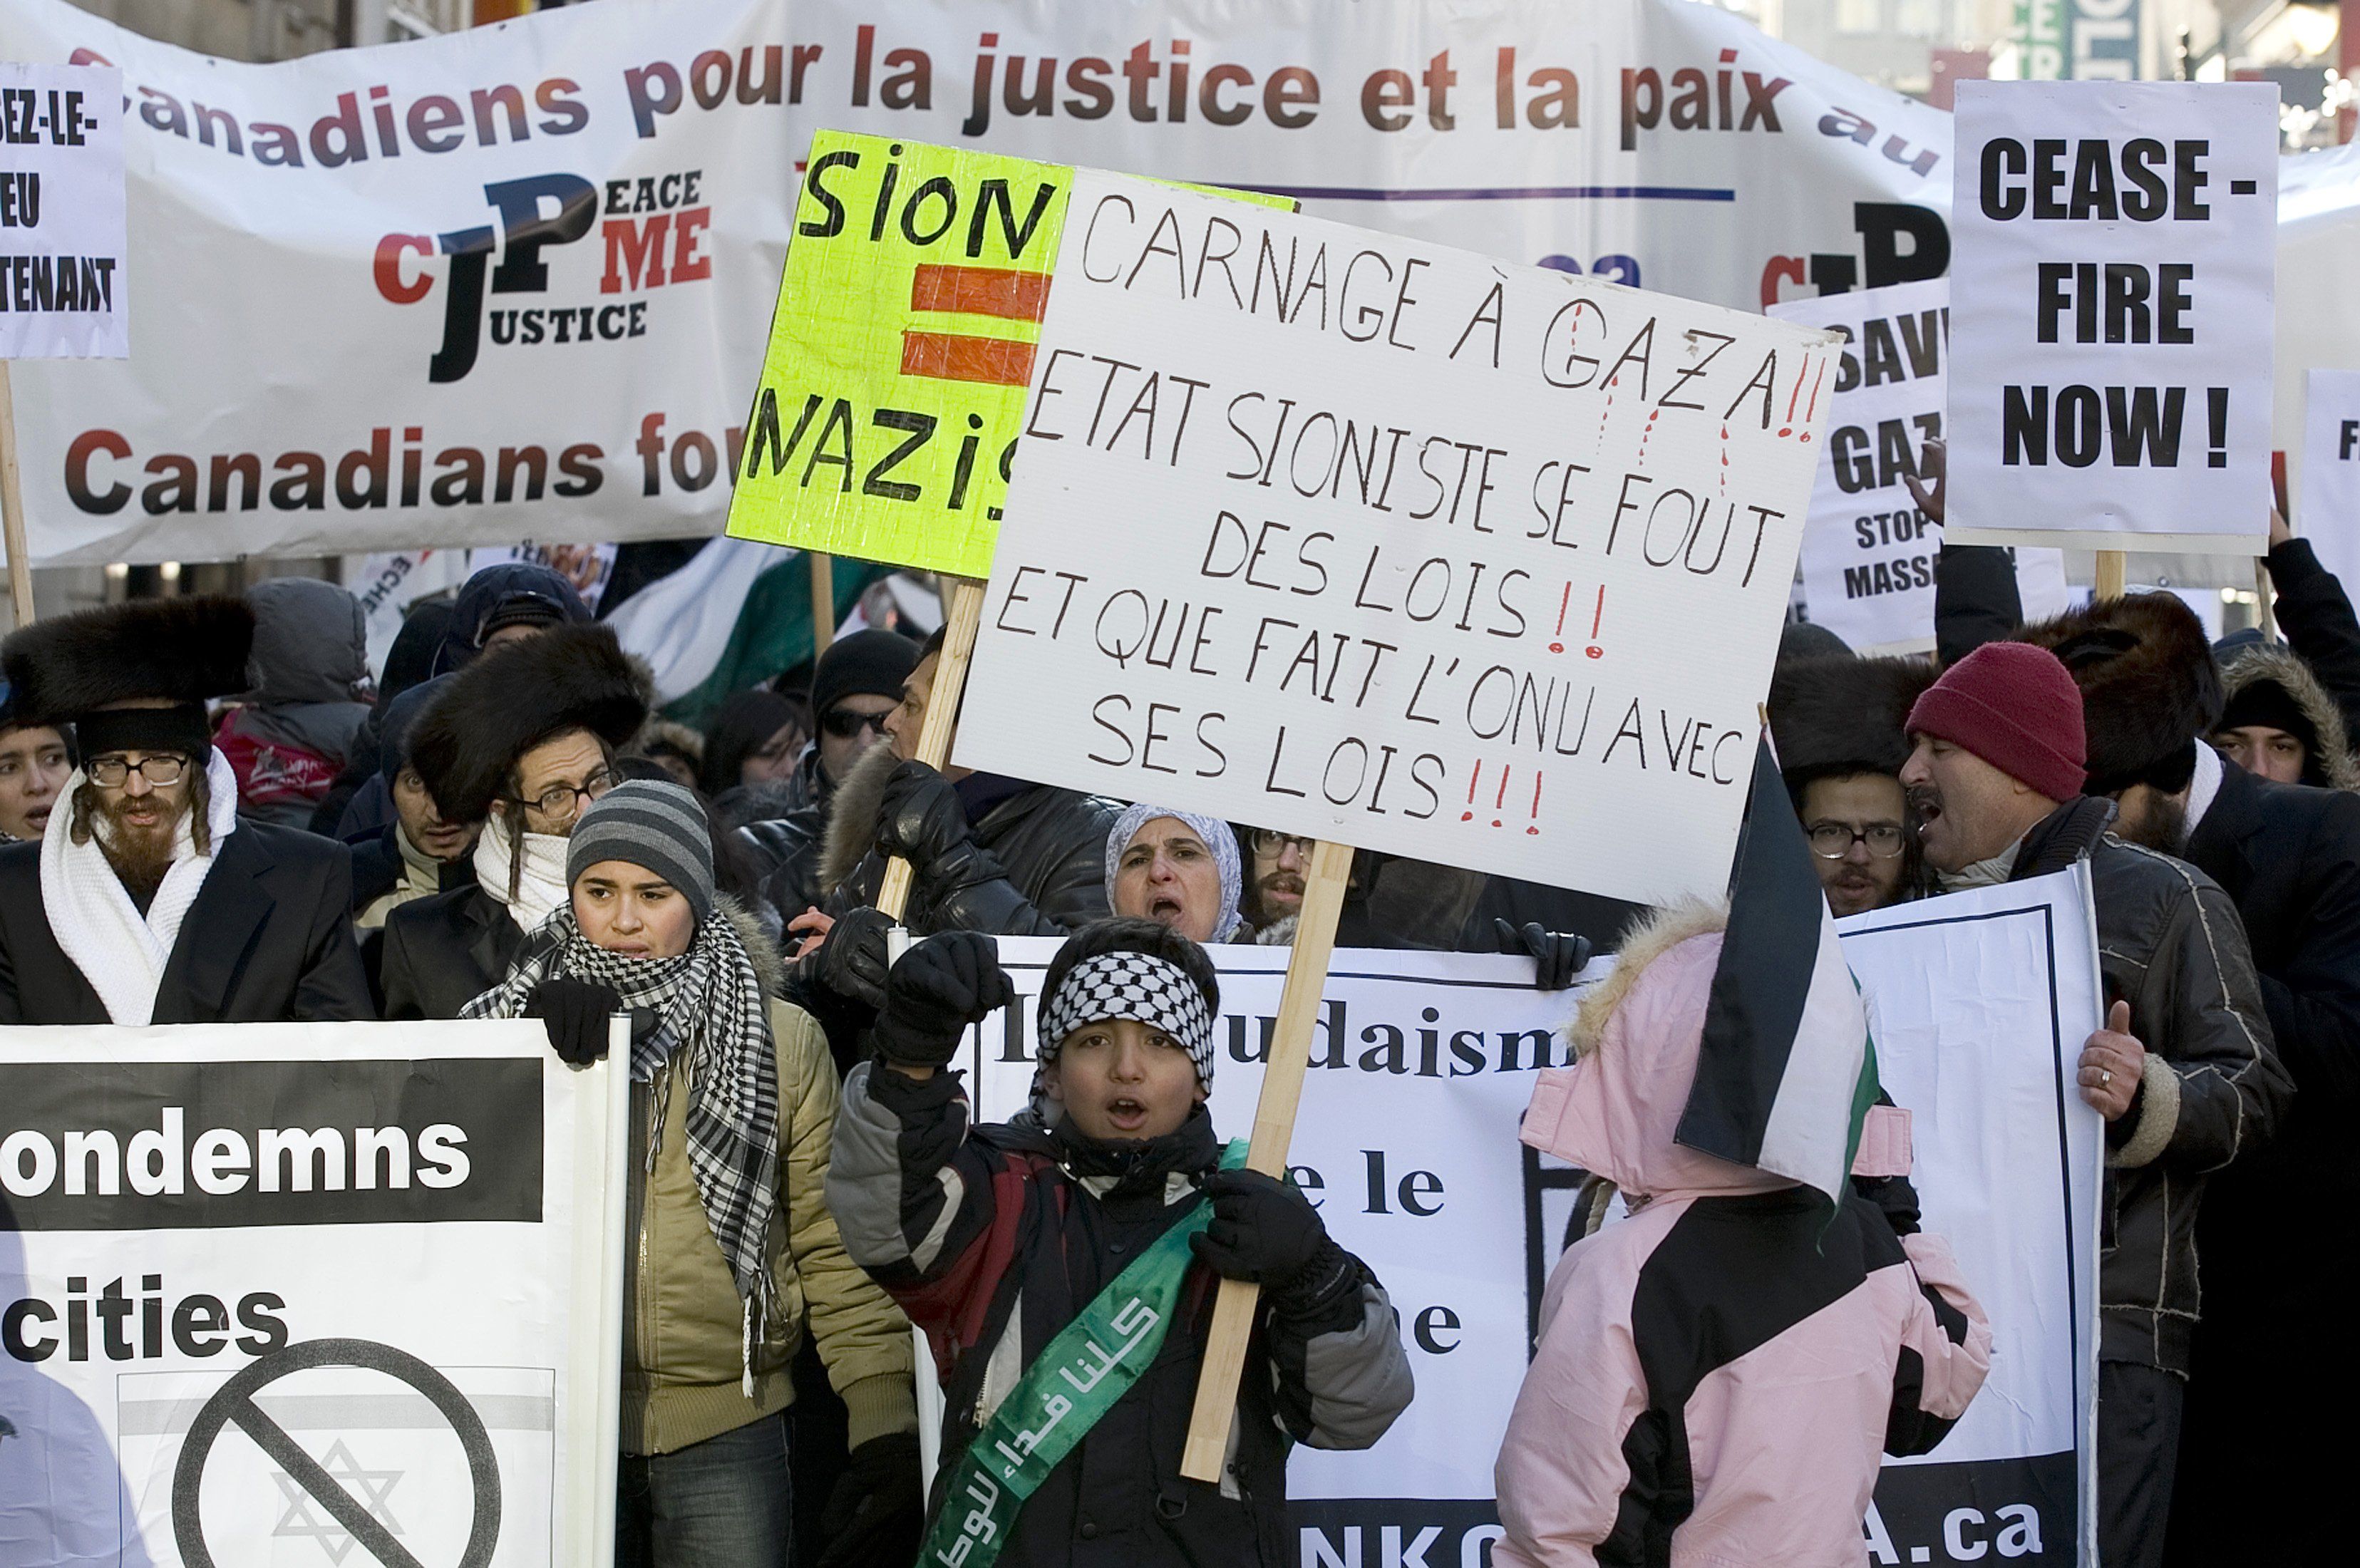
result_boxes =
[810,629,919,721]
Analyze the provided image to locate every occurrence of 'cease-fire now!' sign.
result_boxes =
[1945,80,2278,555]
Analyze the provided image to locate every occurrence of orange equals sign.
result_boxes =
[901,264,1052,387]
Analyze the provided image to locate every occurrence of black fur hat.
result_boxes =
[1768,654,1936,790]
[409,623,650,825]
[0,597,255,723]
[2016,592,2222,795]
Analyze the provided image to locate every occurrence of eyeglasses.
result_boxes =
[822,708,892,739]
[1249,828,1314,857]
[507,766,618,824]
[1806,821,1907,860]
[87,753,190,788]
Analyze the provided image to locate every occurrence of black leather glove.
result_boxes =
[873,932,1012,1068]
[1190,1168,1329,1287]
[815,905,895,1012]
[1499,918,1592,992]
[522,978,621,1066]
[814,1431,923,1568]
[875,760,971,871]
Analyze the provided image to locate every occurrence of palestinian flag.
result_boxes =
[1676,736,1879,1203]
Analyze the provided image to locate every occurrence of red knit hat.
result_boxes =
[1905,642,2087,802]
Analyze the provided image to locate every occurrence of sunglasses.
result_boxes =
[822,708,892,739]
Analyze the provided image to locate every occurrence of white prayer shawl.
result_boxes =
[474,819,572,932]
[39,749,242,1026]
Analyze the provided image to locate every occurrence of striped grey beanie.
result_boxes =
[567,780,715,919]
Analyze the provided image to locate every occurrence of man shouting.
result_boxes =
[0,598,371,1023]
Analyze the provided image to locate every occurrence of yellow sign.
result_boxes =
[727,130,1287,579]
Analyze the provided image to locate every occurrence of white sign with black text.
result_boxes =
[1769,278,2067,651]
[1946,81,2278,554]
[959,170,1840,907]
[0,60,125,359]
[0,1023,627,1568]
[2299,366,2360,593]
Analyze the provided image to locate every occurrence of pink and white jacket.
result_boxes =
[1493,908,1992,1568]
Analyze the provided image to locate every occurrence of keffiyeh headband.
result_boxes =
[1038,951,1217,1089]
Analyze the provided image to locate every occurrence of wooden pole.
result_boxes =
[876,576,986,922]
[2093,550,2126,603]
[0,362,35,629]
[1180,835,1356,1482]
[810,550,836,656]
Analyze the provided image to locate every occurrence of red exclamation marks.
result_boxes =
[1778,361,1804,438]
[1585,587,1605,659]
[1492,763,1512,828]
[1527,771,1544,836]
[1798,358,1825,443]
[1462,760,1482,822]
[1550,584,1572,654]
[1639,406,1660,463]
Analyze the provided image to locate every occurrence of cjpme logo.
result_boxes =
[374,169,711,383]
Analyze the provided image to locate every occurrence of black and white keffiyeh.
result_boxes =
[465,906,780,1357]
[1037,951,1217,1088]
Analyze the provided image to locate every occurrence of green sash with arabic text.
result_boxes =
[917,1138,1248,1568]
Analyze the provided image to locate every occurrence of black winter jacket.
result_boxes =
[0,827,373,1024]
[377,883,525,1019]
[2004,799,2291,1373]
[828,1074,1413,1568]
[2264,537,2360,741]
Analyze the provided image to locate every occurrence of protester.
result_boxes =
[1898,639,2289,1568]
[378,623,649,1018]
[0,597,371,1024]
[347,674,477,932]
[430,559,592,675]
[701,688,812,797]
[0,681,70,845]
[1767,653,1937,916]
[212,577,372,828]
[1494,904,1991,1567]
[2256,508,2360,738]
[307,596,455,839]
[632,720,706,793]
[462,783,920,1567]
[2212,640,2359,789]
[828,919,1413,1564]
[1106,803,1243,942]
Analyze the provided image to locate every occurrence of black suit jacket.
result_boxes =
[377,883,524,1020]
[0,826,373,1025]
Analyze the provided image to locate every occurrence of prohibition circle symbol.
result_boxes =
[170,1336,502,1568]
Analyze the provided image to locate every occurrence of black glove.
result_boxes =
[814,1431,922,1568]
[1499,918,1592,992]
[815,905,895,1012]
[875,760,971,870]
[1190,1168,1329,1288]
[523,978,622,1066]
[874,932,1012,1068]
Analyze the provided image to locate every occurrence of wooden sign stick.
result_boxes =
[2094,550,2126,603]
[877,576,986,922]
[810,551,837,655]
[1180,835,1357,1482]
[0,362,35,628]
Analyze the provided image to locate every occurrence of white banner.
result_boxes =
[1769,277,2067,650]
[0,1023,627,1568]
[0,61,126,359]
[0,0,1959,565]
[2299,366,2360,592]
[959,170,1838,907]
[964,877,2101,1564]
[1946,81,2279,555]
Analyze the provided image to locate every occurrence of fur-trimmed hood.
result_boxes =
[717,893,785,998]
[818,738,900,895]
[408,624,651,825]
[2217,644,2360,792]
[1767,654,1936,788]
[0,596,255,722]
[2016,592,2222,793]
[1526,900,1794,1202]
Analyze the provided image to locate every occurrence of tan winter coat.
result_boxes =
[622,920,916,1455]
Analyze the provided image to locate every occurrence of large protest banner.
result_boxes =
[965,877,2102,1565]
[1945,81,2279,555]
[0,0,1955,565]
[0,1022,627,1568]
[1768,277,2066,651]
[959,169,1838,906]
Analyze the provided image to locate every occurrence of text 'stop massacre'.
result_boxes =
[957,169,1838,907]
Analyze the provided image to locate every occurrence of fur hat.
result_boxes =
[1767,654,1936,790]
[409,623,650,825]
[2016,593,2222,795]
[0,597,255,724]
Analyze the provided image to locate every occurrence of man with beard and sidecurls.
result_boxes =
[1896,639,2289,1568]
[1768,654,1937,917]
[0,681,70,845]
[378,624,649,1018]
[1996,592,2360,1566]
[0,599,371,1025]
